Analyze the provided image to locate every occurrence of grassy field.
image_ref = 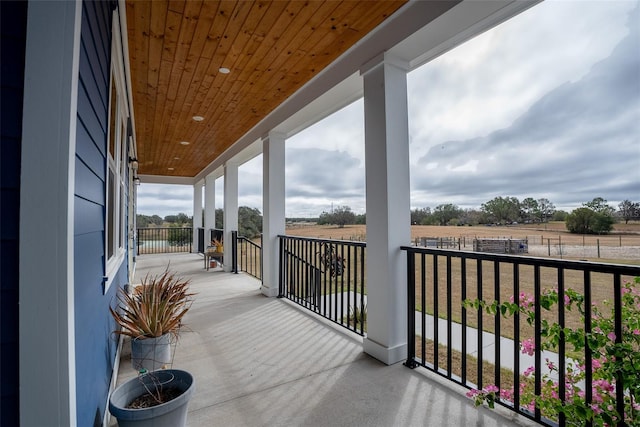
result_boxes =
[286,221,640,246]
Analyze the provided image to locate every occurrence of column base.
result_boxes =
[261,284,279,297]
[363,338,407,365]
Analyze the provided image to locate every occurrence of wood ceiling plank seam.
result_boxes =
[256,1,347,95]
[259,0,400,99]
[188,1,290,151]
[166,1,219,147]
[164,0,201,104]
[159,0,203,167]
[147,0,171,170]
[185,0,257,153]
[199,1,228,60]
[161,11,184,65]
[128,0,151,164]
[167,0,185,15]
[165,4,219,165]
[242,2,328,104]
[237,0,314,97]
[152,8,183,172]
[166,0,249,155]
[190,1,236,138]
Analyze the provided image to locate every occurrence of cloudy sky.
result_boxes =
[138,0,640,219]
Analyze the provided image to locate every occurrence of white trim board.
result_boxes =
[19,1,82,425]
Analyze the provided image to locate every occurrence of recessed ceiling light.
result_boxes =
[167,167,175,171]
[192,116,204,122]
[219,67,230,74]
[180,141,190,145]
[174,157,180,160]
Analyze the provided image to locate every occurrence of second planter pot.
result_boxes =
[130,334,172,372]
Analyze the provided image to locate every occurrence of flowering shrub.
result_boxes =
[463,277,640,426]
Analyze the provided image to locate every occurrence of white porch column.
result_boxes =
[192,181,203,252]
[261,132,286,297]
[19,1,82,425]
[204,174,216,239]
[361,53,411,365]
[223,162,239,272]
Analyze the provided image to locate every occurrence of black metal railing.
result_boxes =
[137,227,193,255]
[197,228,205,253]
[236,233,262,280]
[402,246,640,426]
[279,236,367,336]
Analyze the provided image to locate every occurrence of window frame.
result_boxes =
[104,11,129,293]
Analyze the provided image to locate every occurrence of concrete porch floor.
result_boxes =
[111,253,535,426]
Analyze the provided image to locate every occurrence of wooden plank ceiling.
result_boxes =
[126,0,407,178]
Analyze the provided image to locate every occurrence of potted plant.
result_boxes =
[110,269,194,372]
[109,369,195,427]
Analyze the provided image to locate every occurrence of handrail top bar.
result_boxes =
[401,245,640,275]
[279,234,367,247]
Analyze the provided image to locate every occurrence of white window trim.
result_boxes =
[104,11,129,293]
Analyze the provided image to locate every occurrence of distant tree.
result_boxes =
[137,214,151,228]
[618,199,640,224]
[176,212,191,226]
[461,208,484,226]
[150,215,163,226]
[536,198,556,223]
[410,207,431,225]
[355,213,366,225]
[332,206,356,228]
[215,208,223,229]
[164,214,178,224]
[317,211,332,226]
[238,206,262,238]
[520,198,538,222]
[583,197,615,216]
[566,207,614,234]
[481,196,521,224]
[552,210,568,222]
[432,203,463,226]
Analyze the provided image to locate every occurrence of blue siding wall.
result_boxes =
[0,1,28,425]
[74,1,129,425]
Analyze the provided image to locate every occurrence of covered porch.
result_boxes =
[113,253,533,426]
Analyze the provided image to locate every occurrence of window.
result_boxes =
[105,11,130,290]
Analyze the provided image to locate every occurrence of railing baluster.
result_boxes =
[557,267,566,427]
[584,270,593,427]
[477,259,483,390]
[433,254,439,372]
[513,263,520,412]
[446,255,452,379]
[494,261,501,395]
[613,273,625,426]
[421,253,426,366]
[534,264,541,422]
[461,257,467,385]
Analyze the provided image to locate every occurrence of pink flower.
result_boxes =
[564,294,571,305]
[521,338,535,356]
[607,332,616,341]
[633,329,640,336]
[523,366,535,377]
[545,358,556,371]
[484,385,499,393]
[500,388,514,402]
[466,389,480,398]
[592,358,602,369]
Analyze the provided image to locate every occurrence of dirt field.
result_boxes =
[285,222,640,262]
